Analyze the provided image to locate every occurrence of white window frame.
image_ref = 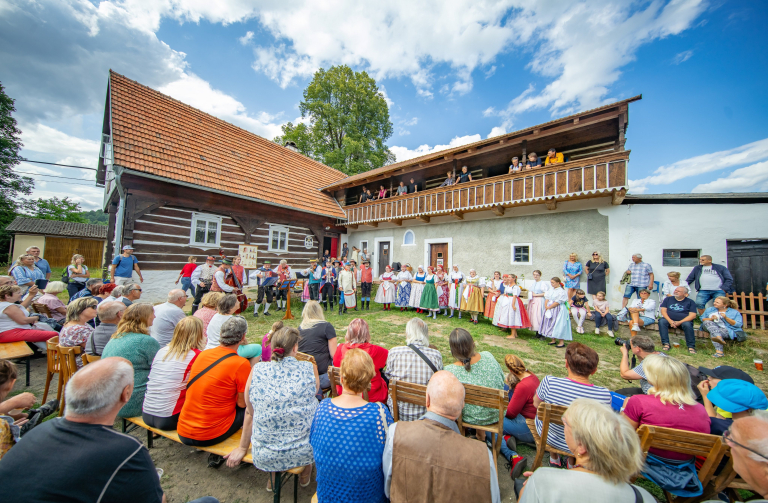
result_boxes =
[402,229,416,247]
[360,240,368,253]
[511,243,533,265]
[189,212,222,248]
[268,225,290,253]
[662,249,700,267]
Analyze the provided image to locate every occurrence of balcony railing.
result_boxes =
[339,151,629,226]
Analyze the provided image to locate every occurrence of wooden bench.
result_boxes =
[388,380,428,422]
[0,341,34,386]
[327,365,370,401]
[123,416,304,503]
[526,402,571,471]
[458,383,508,466]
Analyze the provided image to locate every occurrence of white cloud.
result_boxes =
[21,123,101,167]
[390,134,481,162]
[379,85,395,108]
[484,65,497,79]
[397,128,411,136]
[630,137,768,193]
[488,126,506,138]
[239,30,254,45]
[691,161,768,193]
[672,49,694,64]
[403,117,418,126]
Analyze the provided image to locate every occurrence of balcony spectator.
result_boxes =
[525,152,541,169]
[509,156,522,173]
[366,188,374,200]
[658,286,698,353]
[585,252,610,300]
[9,254,44,295]
[150,289,188,348]
[110,245,143,286]
[661,271,689,297]
[359,187,369,203]
[700,296,743,358]
[622,253,654,309]
[454,165,472,184]
[66,254,90,299]
[396,180,408,195]
[686,255,734,314]
[37,281,67,322]
[86,301,126,356]
[439,170,455,187]
[175,256,198,297]
[544,148,564,165]
[375,185,388,200]
[68,278,104,304]
[408,177,419,193]
[26,246,51,280]
[563,253,583,300]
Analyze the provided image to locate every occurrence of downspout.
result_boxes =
[113,164,127,253]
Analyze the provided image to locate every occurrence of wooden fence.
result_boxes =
[727,292,766,330]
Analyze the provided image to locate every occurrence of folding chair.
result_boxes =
[457,383,508,465]
[526,402,570,471]
[388,380,427,422]
[57,345,81,416]
[42,336,61,403]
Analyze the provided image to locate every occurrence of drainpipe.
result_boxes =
[113,164,127,254]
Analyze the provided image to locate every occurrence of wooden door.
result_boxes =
[378,241,390,276]
[727,240,768,294]
[44,237,104,269]
[429,243,448,270]
[331,237,339,258]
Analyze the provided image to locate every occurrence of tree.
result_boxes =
[22,196,87,223]
[274,65,395,176]
[0,81,33,263]
[78,209,108,226]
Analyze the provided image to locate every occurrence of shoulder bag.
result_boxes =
[186,353,237,390]
[408,344,438,373]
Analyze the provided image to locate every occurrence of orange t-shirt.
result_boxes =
[177,346,251,441]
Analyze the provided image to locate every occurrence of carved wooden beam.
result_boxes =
[230,215,266,245]
[417,215,431,224]
[451,211,464,220]
[346,224,358,230]
[611,188,627,206]
[133,198,167,221]
[545,199,558,211]
[389,219,403,226]
[492,206,505,217]
[367,222,379,228]
[308,226,326,259]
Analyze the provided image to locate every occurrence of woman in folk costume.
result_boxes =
[337,263,357,315]
[540,277,572,348]
[409,266,427,311]
[493,274,531,338]
[448,264,465,318]
[492,275,512,327]
[483,271,503,319]
[527,269,550,335]
[419,266,440,319]
[460,269,485,325]
[374,264,396,310]
[395,264,413,311]
[435,265,450,316]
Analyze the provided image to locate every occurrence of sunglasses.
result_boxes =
[723,429,768,461]
[592,253,599,256]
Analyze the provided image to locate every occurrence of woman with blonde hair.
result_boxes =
[143,316,204,430]
[660,271,689,297]
[333,318,389,402]
[101,303,161,418]
[563,253,583,300]
[8,254,44,295]
[175,256,198,297]
[58,297,98,368]
[501,354,539,477]
[585,252,610,300]
[193,291,223,336]
[520,399,655,502]
[297,300,337,391]
[701,296,743,358]
[66,254,90,299]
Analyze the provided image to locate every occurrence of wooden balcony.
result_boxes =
[340,151,629,227]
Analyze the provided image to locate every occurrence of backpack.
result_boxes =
[686,363,706,401]
[61,267,70,284]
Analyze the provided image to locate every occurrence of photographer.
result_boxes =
[617,334,666,397]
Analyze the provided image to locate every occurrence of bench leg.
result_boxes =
[294,471,298,503]
[26,356,30,387]
[121,418,127,433]
[147,427,154,449]
[273,472,281,503]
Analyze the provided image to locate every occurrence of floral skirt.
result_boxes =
[437,283,450,308]
[395,283,412,307]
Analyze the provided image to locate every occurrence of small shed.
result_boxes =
[5,217,108,269]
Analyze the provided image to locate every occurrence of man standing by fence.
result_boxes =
[686,255,734,315]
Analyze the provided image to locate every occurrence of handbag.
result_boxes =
[408,344,438,373]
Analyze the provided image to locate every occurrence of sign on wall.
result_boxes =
[304,236,314,249]
[238,245,259,269]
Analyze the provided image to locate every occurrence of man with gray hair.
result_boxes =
[717,411,768,500]
[622,253,654,309]
[150,289,189,347]
[383,370,500,502]
[67,277,103,303]
[116,282,142,307]
[87,301,126,356]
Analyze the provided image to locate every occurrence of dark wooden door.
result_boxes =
[429,243,448,270]
[727,240,768,294]
[378,241,390,276]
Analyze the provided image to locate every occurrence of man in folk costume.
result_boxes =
[210,258,235,293]
[190,255,216,314]
[338,262,357,315]
[360,259,373,310]
[250,259,276,317]
[302,259,322,301]
[272,259,292,312]
[332,259,343,307]
[231,255,247,286]
[320,259,337,312]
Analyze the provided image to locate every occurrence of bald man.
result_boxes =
[720,411,768,500]
[150,289,189,347]
[383,370,500,503]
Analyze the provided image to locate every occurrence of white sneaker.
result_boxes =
[632,324,640,332]
[595,327,600,335]
[608,330,615,337]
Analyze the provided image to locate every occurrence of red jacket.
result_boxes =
[361,266,373,283]
[333,342,389,403]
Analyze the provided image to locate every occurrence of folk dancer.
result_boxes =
[540,277,572,348]
[210,258,235,293]
[408,266,427,312]
[273,259,292,311]
[360,259,373,310]
[337,262,357,315]
[320,260,337,312]
[448,265,464,318]
[484,271,503,320]
[395,264,413,311]
[332,259,343,307]
[374,264,396,310]
[493,274,530,339]
[527,269,550,336]
[419,266,440,319]
[435,265,450,316]
[190,255,216,314]
[250,259,276,317]
[231,255,247,286]
[302,259,322,301]
[460,269,485,324]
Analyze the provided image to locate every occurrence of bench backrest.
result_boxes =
[536,402,568,448]
[389,380,427,422]
[327,365,369,401]
[32,302,52,317]
[459,383,508,427]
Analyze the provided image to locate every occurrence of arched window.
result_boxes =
[403,230,415,246]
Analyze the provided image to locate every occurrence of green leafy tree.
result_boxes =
[274,65,395,175]
[23,196,87,223]
[0,82,33,263]
[78,209,108,226]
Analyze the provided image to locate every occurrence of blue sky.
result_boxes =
[1,0,767,210]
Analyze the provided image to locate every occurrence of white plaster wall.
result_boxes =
[130,270,177,304]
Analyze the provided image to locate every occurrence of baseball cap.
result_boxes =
[698,365,755,384]
[122,245,134,251]
[707,380,768,413]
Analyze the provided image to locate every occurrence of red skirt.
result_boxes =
[484,292,501,318]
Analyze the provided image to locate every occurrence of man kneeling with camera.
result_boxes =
[616,334,667,397]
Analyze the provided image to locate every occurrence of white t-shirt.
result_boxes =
[661,280,690,297]
[205,313,232,349]
[699,266,723,291]
[67,265,89,283]
[0,302,34,332]
[150,302,187,348]
[519,468,655,503]
[143,347,201,417]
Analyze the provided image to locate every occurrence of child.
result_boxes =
[570,289,591,334]
[591,291,615,337]
[261,320,284,362]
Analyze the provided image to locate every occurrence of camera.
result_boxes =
[614,337,632,350]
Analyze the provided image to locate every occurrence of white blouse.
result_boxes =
[531,280,551,294]
[396,270,413,284]
[545,287,568,303]
[661,280,690,297]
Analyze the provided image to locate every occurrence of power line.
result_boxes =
[1,157,98,171]
[14,171,95,182]
[34,180,98,188]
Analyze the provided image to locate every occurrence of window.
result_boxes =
[190,213,221,247]
[269,225,290,253]
[511,243,532,265]
[360,240,368,252]
[403,230,415,246]
[663,249,700,267]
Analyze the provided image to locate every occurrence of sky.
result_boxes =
[1,0,767,211]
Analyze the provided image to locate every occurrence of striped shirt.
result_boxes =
[535,375,612,452]
[143,347,201,417]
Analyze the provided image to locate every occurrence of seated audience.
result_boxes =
[68,278,103,303]
[0,285,57,350]
[333,318,389,403]
[311,349,393,503]
[260,320,284,362]
[59,297,98,369]
[686,254,734,315]
[525,152,541,168]
[150,289,188,347]
[617,334,666,396]
[101,304,161,418]
[444,328,505,442]
[193,291,223,335]
[454,165,472,184]
[661,271,689,297]
[719,411,768,500]
[698,378,767,435]
[618,288,656,336]
[659,286,698,353]
[383,370,501,503]
[384,318,443,420]
[86,301,126,356]
[115,282,142,307]
[142,317,203,430]
[591,291,615,337]
[37,281,67,321]
[298,300,337,390]
[177,317,252,450]
[519,399,654,503]
[205,294,261,362]
[110,285,124,300]
[438,170,455,187]
[700,296,744,358]
[509,156,522,173]
[622,355,711,461]
[226,327,319,489]
[570,289,591,334]
[97,282,118,301]
[543,147,564,165]
[534,342,612,468]
[501,354,539,477]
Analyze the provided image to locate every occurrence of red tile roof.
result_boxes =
[108,71,347,219]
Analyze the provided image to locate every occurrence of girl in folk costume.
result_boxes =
[484,271,503,319]
[374,265,396,310]
[492,275,512,327]
[540,277,572,348]
[395,264,413,311]
[408,266,427,312]
[526,269,550,335]
[460,269,485,325]
[448,265,465,318]
[435,265,450,316]
[493,274,531,339]
[419,266,440,319]
[337,263,357,315]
